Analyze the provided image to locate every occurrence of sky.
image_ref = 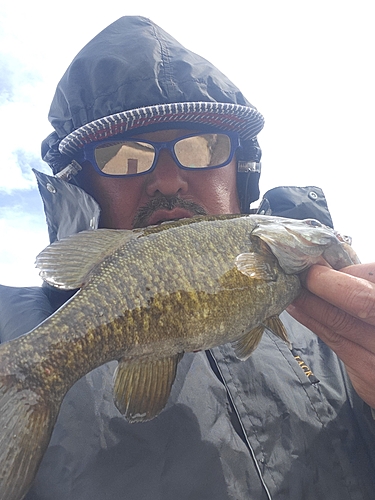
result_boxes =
[0,0,374,286]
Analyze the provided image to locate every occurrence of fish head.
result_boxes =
[249,216,358,274]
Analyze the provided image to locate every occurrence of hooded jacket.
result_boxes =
[1,16,375,500]
[1,181,375,500]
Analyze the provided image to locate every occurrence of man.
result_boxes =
[1,16,375,500]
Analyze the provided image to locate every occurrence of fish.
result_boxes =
[0,214,359,500]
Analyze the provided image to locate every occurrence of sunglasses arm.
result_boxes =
[55,160,83,182]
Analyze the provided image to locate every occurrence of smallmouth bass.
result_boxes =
[0,214,359,499]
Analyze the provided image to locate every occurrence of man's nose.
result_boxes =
[145,149,189,197]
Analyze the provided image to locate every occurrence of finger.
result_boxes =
[289,289,375,351]
[287,298,375,408]
[341,263,375,283]
[289,300,373,367]
[303,265,375,326]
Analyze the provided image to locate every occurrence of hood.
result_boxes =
[41,16,263,174]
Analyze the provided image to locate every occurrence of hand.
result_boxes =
[287,263,375,409]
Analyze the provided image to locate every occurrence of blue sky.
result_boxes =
[1,0,374,286]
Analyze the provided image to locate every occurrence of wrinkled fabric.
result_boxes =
[1,294,375,499]
[257,185,334,228]
[1,186,375,499]
[3,16,373,500]
[34,170,100,243]
[42,16,258,174]
[48,17,253,138]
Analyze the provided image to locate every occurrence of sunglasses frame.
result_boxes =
[83,131,240,178]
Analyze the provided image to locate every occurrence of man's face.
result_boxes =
[78,128,241,230]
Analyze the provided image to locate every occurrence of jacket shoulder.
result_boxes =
[258,186,334,228]
[0,285,54,342]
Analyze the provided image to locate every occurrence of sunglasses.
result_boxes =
[83,132,240,177]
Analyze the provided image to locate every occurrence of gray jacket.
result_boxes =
[1,174,374,500]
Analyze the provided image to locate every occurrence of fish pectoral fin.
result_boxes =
[264,315,291,347]
[234,253,277,281]
[113,353,183,423]
[231,324,265,360]
[36,229,138,289]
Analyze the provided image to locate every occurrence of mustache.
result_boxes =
[132,196,207,228]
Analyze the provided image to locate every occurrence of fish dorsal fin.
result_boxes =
[35,229,138,289]
[234,253,277,281]
[232,315,290,360]
[232,324,265,360]
[113,353,183,423]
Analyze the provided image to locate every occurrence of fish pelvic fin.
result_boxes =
[232,324,265,360]
[264,315,291,347]
[113,353,183,423]
[232,316,290,360]
[0,375,59,500]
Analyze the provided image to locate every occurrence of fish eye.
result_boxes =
[304,219,322,228]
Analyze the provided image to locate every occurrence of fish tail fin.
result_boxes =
[0,373,59,500]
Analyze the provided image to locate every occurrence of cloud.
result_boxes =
[0,57,16,102]
[0,188,48,286]
[15,149,49,182]
[0,185,44,214]
[0,149,49,192]
[0,40,52,286]
[0,52,41,104]
[0,48,50,193]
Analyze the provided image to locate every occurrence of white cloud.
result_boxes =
[0,205,48,286]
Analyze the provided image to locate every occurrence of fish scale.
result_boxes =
[0,214,359,500]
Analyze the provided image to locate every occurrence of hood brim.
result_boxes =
[59,101,264,157]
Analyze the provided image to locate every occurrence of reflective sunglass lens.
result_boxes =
[95,141,155,175]
[174,134,231,168]
[92,133,233,176]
